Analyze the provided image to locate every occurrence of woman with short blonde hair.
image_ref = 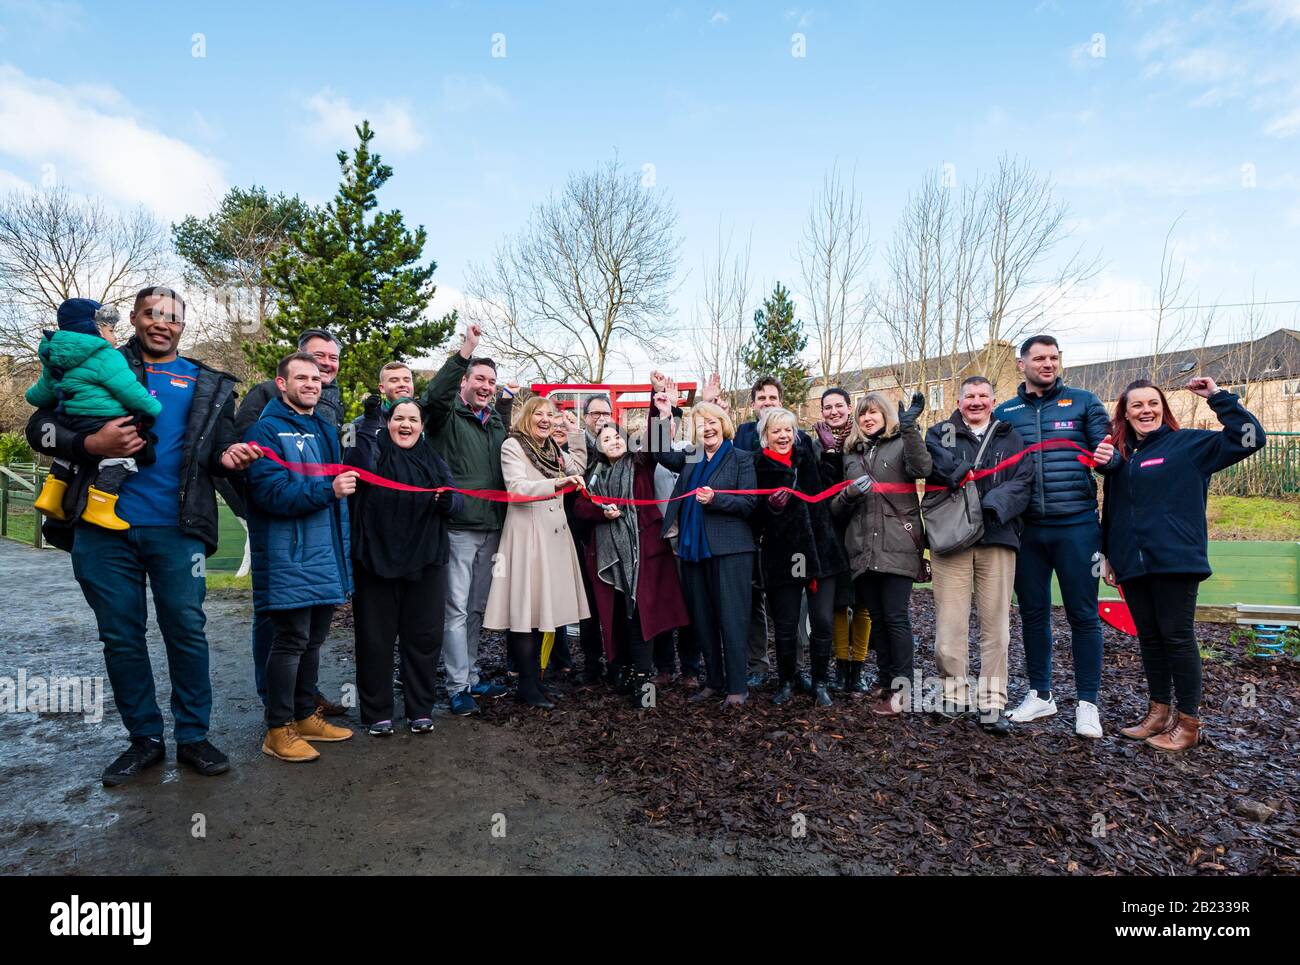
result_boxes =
[690,401,735,442]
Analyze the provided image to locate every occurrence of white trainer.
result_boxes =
[1007,689,1058,723]
[1075,700,1103,739]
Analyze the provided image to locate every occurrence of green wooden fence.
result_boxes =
[1212,431,1300,496]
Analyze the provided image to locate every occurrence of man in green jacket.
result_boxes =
[423,323,510,715]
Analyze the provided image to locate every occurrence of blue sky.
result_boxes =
[2,0,1298,378]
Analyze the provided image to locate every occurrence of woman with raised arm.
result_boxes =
[751,407,848,707]
[832,391,931,717]
[573,423,690,706]
[483,396,589,709]
[1102,377,1265,752]
[648,381,758,707]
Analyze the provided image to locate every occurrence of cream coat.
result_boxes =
[483,430,590,632]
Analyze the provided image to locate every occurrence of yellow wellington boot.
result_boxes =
[81,487,130,531]
[262,724,320,762]
[33,475,69,520]
[293,708,353,742]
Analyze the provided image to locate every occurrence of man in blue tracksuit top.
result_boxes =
[244,351,356,762]
[993,335,1119,738]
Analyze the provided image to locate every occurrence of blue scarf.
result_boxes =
[677,439,732,562]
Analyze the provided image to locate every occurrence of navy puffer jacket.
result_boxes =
[244,397,353,613]
[993,378,1118,525]
[1102,391,1265,584]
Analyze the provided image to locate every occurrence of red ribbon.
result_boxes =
[247,437,1097,506]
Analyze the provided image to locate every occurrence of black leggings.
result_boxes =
[767,577,836,684]
[1120,574,1202,718]
[853,572,915,690]
[612,590,654,674]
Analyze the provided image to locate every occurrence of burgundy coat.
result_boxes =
[573,454,689,660]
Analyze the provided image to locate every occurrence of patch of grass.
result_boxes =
[206,571,251,593]
[1207,495,1300,541]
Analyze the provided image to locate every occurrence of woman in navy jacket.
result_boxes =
[648,392,758,706]
[1101,377,1265,752]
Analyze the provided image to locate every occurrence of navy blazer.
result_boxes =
[648,417,757,557]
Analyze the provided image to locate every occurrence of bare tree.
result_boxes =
[798,165,871,389]
[879,156,1100,410]
[0,188,168,361]
[464,158,682,383]
[692,219,752,399]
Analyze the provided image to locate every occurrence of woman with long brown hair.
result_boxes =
[1101,377,1265,751]
[483,396,588,709]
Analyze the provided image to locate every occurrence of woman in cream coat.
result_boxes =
[484,395,589,708]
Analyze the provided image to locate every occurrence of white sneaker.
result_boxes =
[1075,700,1103,739]
[1007,689,1057,723]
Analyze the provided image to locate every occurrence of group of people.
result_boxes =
[25,289,1266,783]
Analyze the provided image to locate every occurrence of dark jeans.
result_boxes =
[768,577,836,684]
[854,572,915,691]
[1014,521,1104,702]
[265,605,334,728]
[680,552,753,696]
[611,590,653,674]
[252,610,273,702]
[70,524,211,743]
[354,563,447,724]
[1120,574,1202,717]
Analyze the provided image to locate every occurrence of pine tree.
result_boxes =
[741,282,811,409]
[250,121,455,416]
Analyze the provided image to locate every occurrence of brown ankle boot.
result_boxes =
[1145,713,1201,752]
[1120,701,1175,740]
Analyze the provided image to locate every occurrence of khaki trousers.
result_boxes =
[930,543,1015,712]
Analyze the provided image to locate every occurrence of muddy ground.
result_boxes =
[1,538,1296,875]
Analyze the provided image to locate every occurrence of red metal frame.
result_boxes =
[530,382,697,423]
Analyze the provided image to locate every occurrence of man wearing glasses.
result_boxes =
[26,286,260,786]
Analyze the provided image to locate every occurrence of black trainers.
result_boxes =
[176,739,231,776]
[102,737,165,787]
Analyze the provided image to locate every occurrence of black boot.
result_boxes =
[772,679,796,705]
[848,661,867,694]
[628,670,654,709]
[812,681,833,707]
[831,659,849,693]
[102,737,165,787]
[512,634,554,709]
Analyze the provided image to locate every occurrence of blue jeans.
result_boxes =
[70,524,212,744]
[1013,520,1104,703]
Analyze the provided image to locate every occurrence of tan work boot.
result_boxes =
[294,708,353,742]
[1120,701,1175,740]
[1145,713,1201,753]
[262,724,319,762]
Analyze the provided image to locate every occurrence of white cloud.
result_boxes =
[304,89,425,154]
[784,6,812,27]
[0,64,226,220]
[1263,104,1300,135]
[1240,0,1300,27]
[710,10,729,24]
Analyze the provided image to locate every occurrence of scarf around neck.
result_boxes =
[678,439,732,562]
[510,429,567,478]
[590,453,640,601]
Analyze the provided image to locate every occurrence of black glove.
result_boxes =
[363,394,383,420]
[434,489,456,516]
[983,507,1000,527]
[898,392,925,430]
[949,458,973,490]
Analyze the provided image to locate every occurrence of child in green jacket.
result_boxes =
[27,298,162,530]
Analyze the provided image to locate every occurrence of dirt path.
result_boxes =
[0,539,800,875]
